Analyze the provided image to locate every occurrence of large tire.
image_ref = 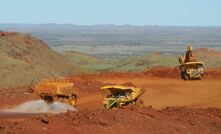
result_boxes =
[181,71,185,80]
[69,95,77,107]
[132,98,137,105]
[42,95,53,103]
[184,73,190,81]
[104,104,107,109]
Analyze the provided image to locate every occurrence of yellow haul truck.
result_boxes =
[179,45,204,80]
[101,85,145,109]
[34,78,77,107]
[180,62,204,80]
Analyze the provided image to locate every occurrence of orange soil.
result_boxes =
[0,68,221,134]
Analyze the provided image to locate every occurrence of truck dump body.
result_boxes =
[34,79,77,107]
[35,81,74,96]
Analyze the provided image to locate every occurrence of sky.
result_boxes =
[0,0,220,26]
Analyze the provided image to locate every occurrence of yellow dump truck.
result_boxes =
[180,62,204,80]
[101,85,145,109]
[34,78,77,107]
[179,45,204,80]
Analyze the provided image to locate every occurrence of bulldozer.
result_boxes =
[101,85,145,109]
[34,78,77,107]
[178,45,204,80]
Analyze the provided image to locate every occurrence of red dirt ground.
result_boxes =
[0,68,221,134]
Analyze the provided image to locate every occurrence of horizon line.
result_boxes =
[0,23,220,27]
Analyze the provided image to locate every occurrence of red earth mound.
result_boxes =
[143,67,180,78]
[78,67,221,79]
[204,68,221,79]
[0,106,220,134]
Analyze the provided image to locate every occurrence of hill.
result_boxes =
[63,51,177,72]
[63,48,221,73]
[0,32,79,88]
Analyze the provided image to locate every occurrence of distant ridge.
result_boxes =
[1,24,220,57]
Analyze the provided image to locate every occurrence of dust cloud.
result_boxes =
[1,100,77,114]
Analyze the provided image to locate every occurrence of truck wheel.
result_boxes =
[68,95,77,107]
[42,96,53,103]
[132,98,137,105]
[104,104,107,109]
[70,100,76,107]
[181,72,185,80]
[184,73,190,81]
[113,103,119,108]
